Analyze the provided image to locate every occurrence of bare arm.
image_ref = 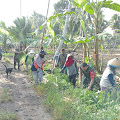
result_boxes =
[88,78,94,91]
[88,70,95,90]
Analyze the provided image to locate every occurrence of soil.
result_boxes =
[0,58,53,120]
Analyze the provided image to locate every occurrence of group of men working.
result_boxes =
[5,46,120,94]
[53,48,120,93]
[53,48,95,90]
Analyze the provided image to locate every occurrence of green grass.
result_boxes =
[3,58,11,63]
[0,88,12,103]
[0,89,16,120]
[2,53,14,57]
[0,112,17,120]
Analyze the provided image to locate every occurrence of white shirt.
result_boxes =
[100,67,113,88]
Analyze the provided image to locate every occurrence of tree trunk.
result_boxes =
[94,38,99,70]
[72,43,79,52]
[56,2,72,53]
[81,24,87,62]
[94,15,99,71]
[83,43,87,62]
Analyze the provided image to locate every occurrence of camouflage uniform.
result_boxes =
[58,53,67,68]
[80,65,95,90]
[58,53,67,74]
[14,48,20,69]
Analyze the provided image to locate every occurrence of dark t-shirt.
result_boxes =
[15,49,19,56]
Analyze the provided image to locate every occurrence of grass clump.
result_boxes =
[3,58,11,64]
[0,88,12,103]
[0,112,17,120]
[2,53,14,57]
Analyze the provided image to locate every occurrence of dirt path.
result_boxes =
[0,61,53,120]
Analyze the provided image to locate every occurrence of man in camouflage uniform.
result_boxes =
[14,46,20,70]
[57,48,67,68]
[79,63,95,91]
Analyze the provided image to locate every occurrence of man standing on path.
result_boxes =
[14,46,20,70]
[31,49,46,85]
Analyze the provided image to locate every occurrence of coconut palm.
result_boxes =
[110,14,120,34]
[8,16,32,49]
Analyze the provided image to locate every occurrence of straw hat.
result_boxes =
[29,50,35,54]
[108,58,120,68]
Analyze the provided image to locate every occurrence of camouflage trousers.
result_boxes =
[0,53,2,60]
[14,56,20,69]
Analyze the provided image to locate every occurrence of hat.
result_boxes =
[108,58,120,68]
[39,50,46,55]
[29,50,35,54]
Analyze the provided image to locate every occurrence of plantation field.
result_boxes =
[0,47,120,120]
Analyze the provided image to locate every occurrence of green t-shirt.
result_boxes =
[25,54,34,65]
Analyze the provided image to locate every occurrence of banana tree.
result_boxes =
[87,0,120,71]
[71,0,120,71]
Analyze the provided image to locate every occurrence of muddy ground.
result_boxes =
[0,58,53,120]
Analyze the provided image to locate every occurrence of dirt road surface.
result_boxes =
[0,61,53,120]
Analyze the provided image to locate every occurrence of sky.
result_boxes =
[103,0,120,20]
[0,0,59,27]
[0,0,120,34]
[101,0,120,34]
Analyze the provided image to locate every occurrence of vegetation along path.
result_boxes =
[0,60,52,120]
